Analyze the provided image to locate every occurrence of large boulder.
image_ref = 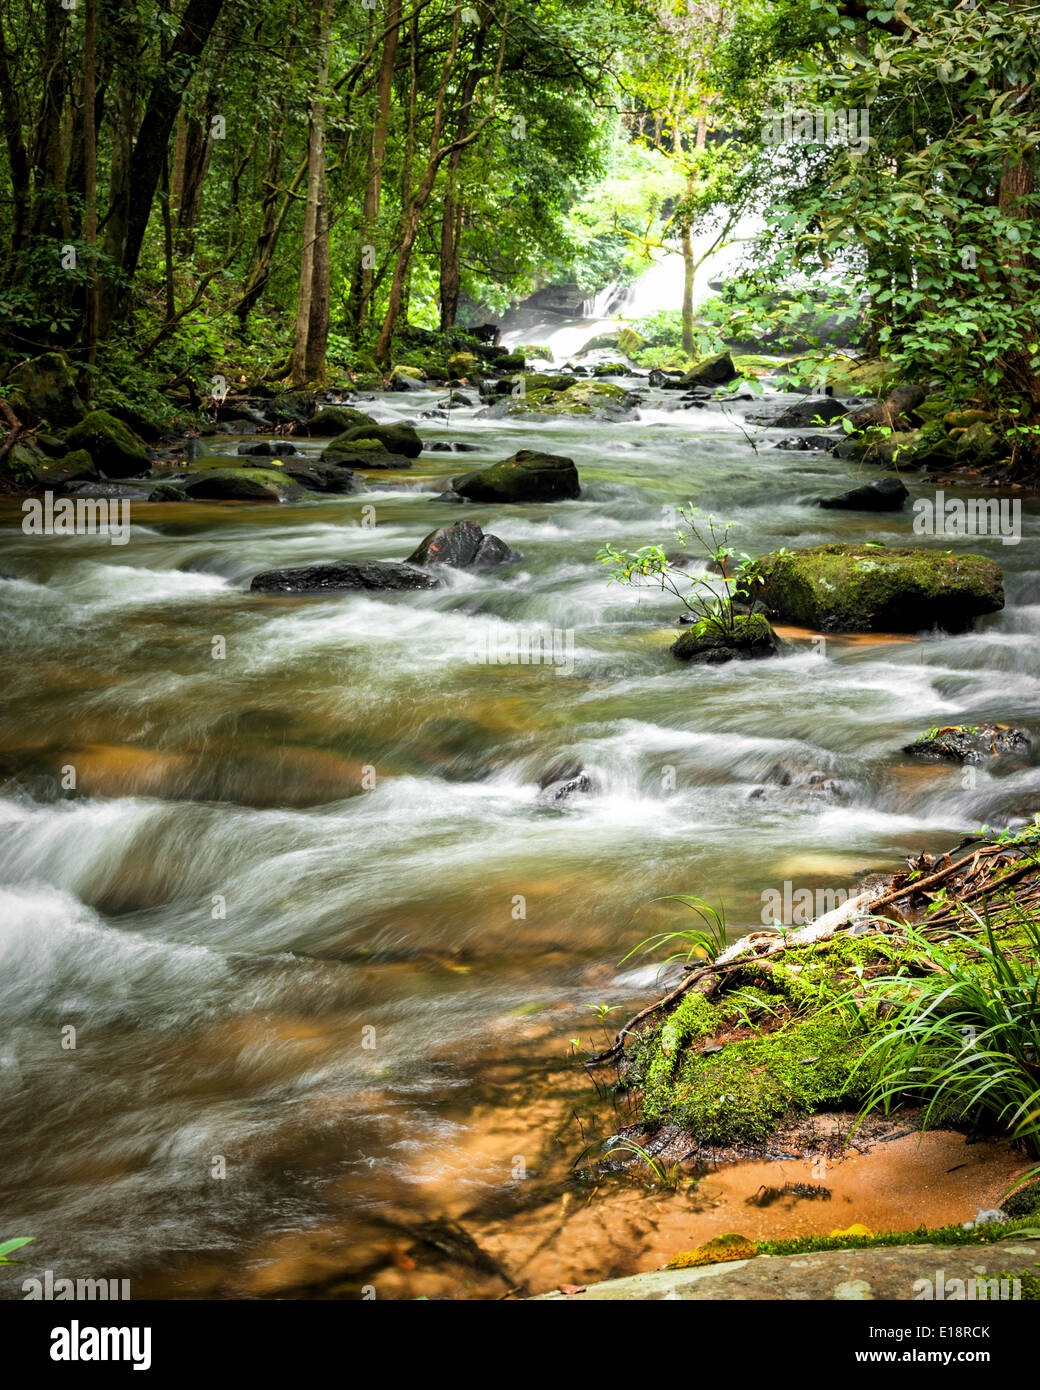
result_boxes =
[9,442,97,488]
[320,438,413,469]
[671,612,780,664]
[302,406,377,436]
[482,379,637,421]
[679,351,738,389]
[250,560,439,593]
[323,422,422,458]
[447,351,482,379]
[279,461,360,493]
[769,396,849,428]
[176,468,306,502]
[818,476,907,511]
[451,449,579,503]
[404,519,522,570]
[747,544,1004,633]
[903,723,1031,763]
[4,351,86,427]
[62,409,149,478]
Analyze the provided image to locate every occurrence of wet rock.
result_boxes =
[902,723,1031,763]
[3,351,86,427]
[775,434,838,451]
[482,379,638,421]
[749,762,843,802]
[450,449,580,503]
[671,612,780,664]
[778,433,839,450]
[768,397,849,428]
[236,440,298,456]
[279,461,360,493]
[62,409,150,478]
[302,406,377,436]
[323,422,423,458]
[404,519,522,570]
[250,560,439,593]
[678,351,738,388]
[320,440,413,469]
[12,445,97,489]
[747,543,1004,633]
[447,351,482,379]
[427,441,482,452]
[818,476,908,511]
[649,368,681,388]
[178,468,305,502]
[538,773,596,804]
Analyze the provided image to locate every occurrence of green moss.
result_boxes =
[758,1223,1030,1258]
[671,612,779,664]
[746,543,1004,633]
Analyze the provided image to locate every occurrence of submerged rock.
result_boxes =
[404,519,522,569]
[250,561,440,593]
[818,476,908,511]
[903,723,1031,763]
[236,440,298,456]
[450,449,580,503]
[747,543,1004,633]
[671,612,780,664]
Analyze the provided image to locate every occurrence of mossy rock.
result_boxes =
[520,373,579,392]
[671,612,780,664]
[616,327,646,356]
[174,468,305,502]
[747,543,1004,633]
[513,343,553,362]
[834,428,921,466]
[389,364,427,384]
[496,352,525,372]
[63,409,149,478]
[303,406,377,436]
[320,438,413,469]
[680,350,737,388]
[451,449,579,502]
[323,422,422,459]
[8,441,97,488]
[486,380,637,420]
[4,351,86,427]
[667,1234,757,1270]
[446,351,482,379]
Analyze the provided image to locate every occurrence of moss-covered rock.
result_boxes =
[671,612,780,664]
[446,351,482,379]
[496,352,525,372]
[3,351,86,427]
[680,350,737,388]
[319,438,413,469]
[62,409,149,478]
[303,406,377,436]
[323,422,423,459]
[903,723,1030,763]
[451,449,580,502]
[175,468,306,502]
[484,379,637,421]
[746,543,1004,633]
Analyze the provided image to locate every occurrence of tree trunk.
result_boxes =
[353,0,401,329]
[288,0,333,386]
[0,12,31,266]
[81,0,100,377]
[99,0,226,333]
[680,114,707,358]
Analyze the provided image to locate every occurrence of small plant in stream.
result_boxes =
[597,508,759,635]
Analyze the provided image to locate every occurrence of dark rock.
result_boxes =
[649,368,680,388]
[62,409,149,478]
[539,773,595,804]
[427,441,482,452]
[769,397,849,428]
[902,723,1031,763]
[679,351,738,388]
[302,406,377,436]
[3,351,86,427]
[405,518,522,570]
[819,476,908,511]
[179,468,304,502]
[324,422,423,458]
[250,560,440,593]
[320,439,413,469]
[236,441,298,457]
[280,461,360,493]
[775,434,838,451]
[671,612,780,664]
[450,449,579,503]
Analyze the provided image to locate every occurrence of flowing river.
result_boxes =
[2,371,1039,1297]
